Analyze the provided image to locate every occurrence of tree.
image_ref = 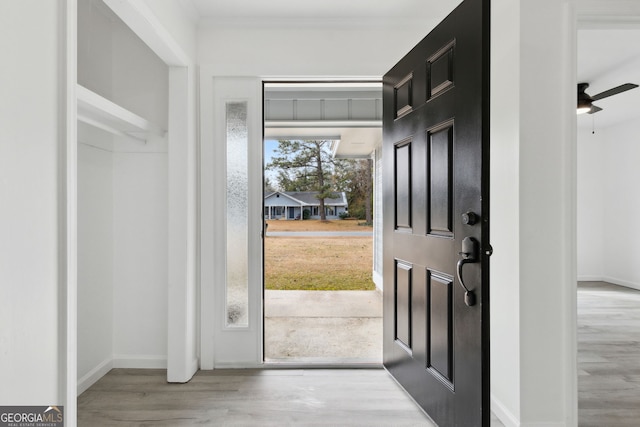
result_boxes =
[264,176,277,194]
[333,158,373,222]
[267,140,335,220]
[362,158,373,223]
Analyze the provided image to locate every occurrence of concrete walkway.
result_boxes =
[264,290,382,364]
[266,231,373,237]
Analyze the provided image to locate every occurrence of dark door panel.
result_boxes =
[382,0,490,425]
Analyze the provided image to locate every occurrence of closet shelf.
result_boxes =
[77,84,166,140]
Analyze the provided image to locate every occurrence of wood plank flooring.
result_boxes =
[78,368,506,426]
[78,368,438,426]
[78,282,640,426]
[578,281,640,426]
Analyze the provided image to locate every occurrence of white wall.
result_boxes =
[198,24,443,77]
[491,0,577,425]
[518,3,576,424]
[142,0,198,62]
[577,120,640,289]
[78,0,113,98]
[602,121,640,288]
[577,126,605,280]
[490,0,522,422]
[77,141,114,389]
[0,0,63,404]
[112,151,168,366]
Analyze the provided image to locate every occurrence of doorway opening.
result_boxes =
[576,26,640,424]
[263,81,383,364]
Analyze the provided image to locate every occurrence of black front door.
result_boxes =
[382,0,490,425]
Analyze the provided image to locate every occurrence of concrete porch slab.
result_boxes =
[265,290,382,363]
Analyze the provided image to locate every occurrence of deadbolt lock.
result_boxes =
[462,211,478,226]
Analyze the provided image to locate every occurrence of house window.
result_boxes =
[226,101,249,327]
[326,207,335,216]
[311,206,319,216]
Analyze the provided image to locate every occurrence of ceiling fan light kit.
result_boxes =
[576,82,639,115]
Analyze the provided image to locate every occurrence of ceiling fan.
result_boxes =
[577,82,639,114]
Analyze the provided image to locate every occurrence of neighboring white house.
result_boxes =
[264,191,348,220]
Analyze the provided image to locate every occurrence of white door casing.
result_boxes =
[200,75,263,368]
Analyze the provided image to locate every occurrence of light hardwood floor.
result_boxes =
[78,282,640,426]
[578,281,640,426]
[78,368,438,426]
[78,367,506,426]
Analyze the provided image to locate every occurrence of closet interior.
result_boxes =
[77,0,169,394]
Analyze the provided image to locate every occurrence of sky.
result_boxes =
[264,139,278,166]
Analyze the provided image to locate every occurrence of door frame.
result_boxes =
[201,76,385,368]
[261,78,384,366]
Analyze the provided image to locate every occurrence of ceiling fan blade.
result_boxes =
[591,83,639,101]
[587,105,603,114]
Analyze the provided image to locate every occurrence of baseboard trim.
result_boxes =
[520,423,568,427]
[77,358,113,395]
[490,396,569,427]
[577,275,640,291]
[603,276,640,291]
[491,394,519,427]
[168,357,199,383]
[112,354,167,369]
[577,275,603,282]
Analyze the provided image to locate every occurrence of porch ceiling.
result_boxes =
[264,126,381,159]
[264,82,382,159]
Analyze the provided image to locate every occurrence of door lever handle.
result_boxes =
[457,237,478,306]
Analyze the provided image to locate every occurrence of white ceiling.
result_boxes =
[189,0,463,25]
[577,28,640,129]
[187,2,640,130]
